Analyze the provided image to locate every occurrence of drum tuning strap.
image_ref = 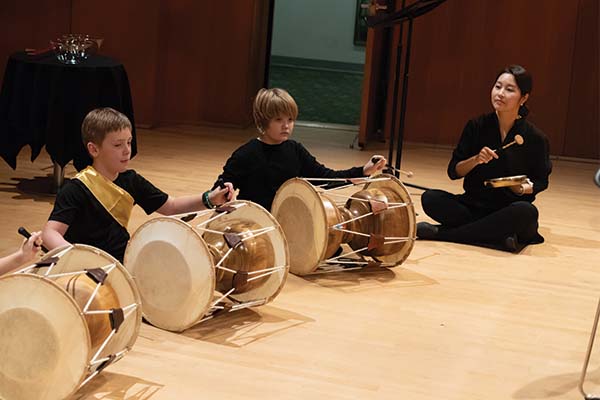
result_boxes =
[35,256,60,267]
[368,199,388,215]
[224,232,243,249]
[216,205,236,214]
[96,354,117,373]
[232,271,249,287]
[85,268,108,285]
[180,213,197,222]
[109,308,125,332]
[367,234,385,251]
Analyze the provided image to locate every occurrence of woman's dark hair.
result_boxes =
[495,64,533,117]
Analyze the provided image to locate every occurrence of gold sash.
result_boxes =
[75,166,134,228]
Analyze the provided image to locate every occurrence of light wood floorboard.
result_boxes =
[0,125,599,400]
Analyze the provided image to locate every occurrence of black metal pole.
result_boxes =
[386,0,406,179]
[394,16,413,175]
[387,42,402,178]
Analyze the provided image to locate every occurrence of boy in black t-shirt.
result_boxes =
[213,88,386,210]
[42,107,233,261]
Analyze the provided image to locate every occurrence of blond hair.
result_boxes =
[252,88,298,132]
[81,107,132,146]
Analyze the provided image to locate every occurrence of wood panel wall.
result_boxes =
[0,1,596,158]
[0,1,71,83]
[0,0,270,128]
[359,0,599,160]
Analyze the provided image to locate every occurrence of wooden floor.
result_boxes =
[1,125,599,400]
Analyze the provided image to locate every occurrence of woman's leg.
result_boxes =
[421,189,476,227]
[435,201,540,246]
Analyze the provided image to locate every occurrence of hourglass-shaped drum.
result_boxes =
[124,200,289,332]
[271,174,416,275]
[0,244,141,400]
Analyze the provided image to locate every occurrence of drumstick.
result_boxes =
[17,226,48,253]
[371,157,414,177]
[495,134,524,152]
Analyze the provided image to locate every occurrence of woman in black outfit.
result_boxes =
[214,88,385,211]
[417,65,552,252]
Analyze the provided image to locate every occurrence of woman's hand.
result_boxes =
[510,178,533,196]
[475,146,499,164]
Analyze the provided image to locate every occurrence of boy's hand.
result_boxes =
[19,231,43,264]
[363,155,386,176]
[208,182,236,206]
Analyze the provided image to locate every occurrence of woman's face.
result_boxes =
[491,73,529,114]
[261,114,295,145]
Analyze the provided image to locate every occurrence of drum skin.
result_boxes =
[125,217,215,332]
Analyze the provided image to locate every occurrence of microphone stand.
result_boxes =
[366,0,447,191]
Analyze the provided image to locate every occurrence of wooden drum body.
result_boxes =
[0,244,141,400]
[272,174,416,275]
[124,200,289,332]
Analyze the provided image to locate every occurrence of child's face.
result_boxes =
[89,128,132,176]
[261,114,295,145]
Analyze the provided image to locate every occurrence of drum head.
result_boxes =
[0,274,89,400]
[205,201,289,304]
[38,244,142,362]
[124,218,215,332]
[272,178,328,275]
[363,174,416,265]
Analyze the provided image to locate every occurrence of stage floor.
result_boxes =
[0,124,599,400]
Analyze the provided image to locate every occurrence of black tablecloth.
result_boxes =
[0,51,137,170]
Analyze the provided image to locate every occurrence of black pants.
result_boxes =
[421,189,542,246]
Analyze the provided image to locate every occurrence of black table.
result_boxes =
[0,51,137,186]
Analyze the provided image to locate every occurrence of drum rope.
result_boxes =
[82,264,117,313]
[300,177,389,183]
[86,303,137,315]
[230,299,267,310]
[210,288,235,309]
[247,266,287,282]
[330,204,408,228]
[195,209,228,228]
[332,226,413,242]
[322,191,413,208]
[90,329,117,365]
[214,247,235,271]
[41,246,73,276]
[42,262,116,280]
[195,202,249,229]
[169,208,213,220]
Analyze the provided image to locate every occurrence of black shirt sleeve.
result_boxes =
[296,142,365,179]
[447,119,479,180]
[48,180,85,226]
[117,171,169,215]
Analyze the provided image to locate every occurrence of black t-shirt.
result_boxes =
[49,170,168,261]
[214,138,365,210]
[447,113,552,210]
